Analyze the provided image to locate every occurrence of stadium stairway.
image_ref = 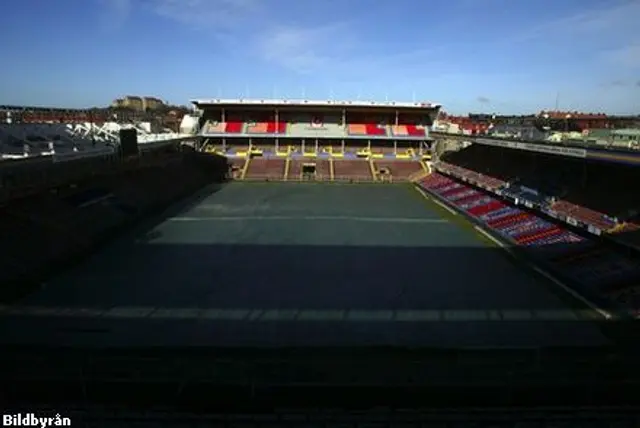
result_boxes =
[314,158,331,180]
[409,169,429,183]
[418,172,640,318]
[284,157,291,180]
[287,158,304,181]
[241,157,251,179]
[368,158,378,181]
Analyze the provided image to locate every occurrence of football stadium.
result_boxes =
[0,100,639,420]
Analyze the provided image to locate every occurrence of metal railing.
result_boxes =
[235,174,385,183]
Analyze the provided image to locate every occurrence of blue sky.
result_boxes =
[0,0,639,114]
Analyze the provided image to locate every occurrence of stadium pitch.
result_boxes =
[0,182,609,348]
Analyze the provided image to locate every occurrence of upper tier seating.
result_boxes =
[418,172,640,316]
[347,123,388,137]
[203,120,244,134]
[246,120,287,135]
[390,124,426,137]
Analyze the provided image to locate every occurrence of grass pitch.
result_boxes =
[0,181,609,348]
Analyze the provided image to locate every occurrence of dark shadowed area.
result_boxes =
[0,182,608,348]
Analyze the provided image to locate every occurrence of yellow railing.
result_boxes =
[240,157,251,179]
[368,158,378,182]
[283,157,291,180]
[408,170,429,182]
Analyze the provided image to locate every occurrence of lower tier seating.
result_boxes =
[439,144,640,237]
[245,158,286,179]
[375,160,423,180]
[418,172,640,317]
[333,160,373,181]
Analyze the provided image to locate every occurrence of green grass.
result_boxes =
[409,184,500,248]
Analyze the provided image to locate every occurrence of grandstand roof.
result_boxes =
[191,98,441,111]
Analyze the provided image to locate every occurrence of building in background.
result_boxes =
[112,96,165,112]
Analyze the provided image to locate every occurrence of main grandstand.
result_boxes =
[192,98,437,182]
[0,98,638,415]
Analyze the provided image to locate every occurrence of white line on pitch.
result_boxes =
[473,227,612,320]
[414,187,457,216]
[0,306,594,321]
[168,216,448,223]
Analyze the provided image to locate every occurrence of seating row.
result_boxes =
[439,144,638,239]
[418,173,640,316]
[241,158,422,181]
[201,120,427,138]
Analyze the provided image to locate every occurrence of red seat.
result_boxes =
[225,121,243,133]
[468,201,504,216]
[365,124,386,136]
[489,213,529,228]
[405,125,425,136]
[266,121,287,133]
[517,227,562,245]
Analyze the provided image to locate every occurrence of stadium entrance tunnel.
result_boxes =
[302,162,316,178]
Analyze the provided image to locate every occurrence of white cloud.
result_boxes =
[255,23,353,74]
[254,22,453,79]
[519,0,640,41]
[601,43,640,68]
[505,0,640,74]
[148,0,260,29]
[98,0,132,30]
[141,0,449,77]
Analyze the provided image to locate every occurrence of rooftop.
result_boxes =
[191,98,441,110]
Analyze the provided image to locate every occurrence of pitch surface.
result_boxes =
[0,182,608,347]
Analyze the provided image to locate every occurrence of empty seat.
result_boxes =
[333,160,373,180]
[245,158,286,179]
[391,125,426,137]
[347,123,388,137]
[246,121,287,134]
